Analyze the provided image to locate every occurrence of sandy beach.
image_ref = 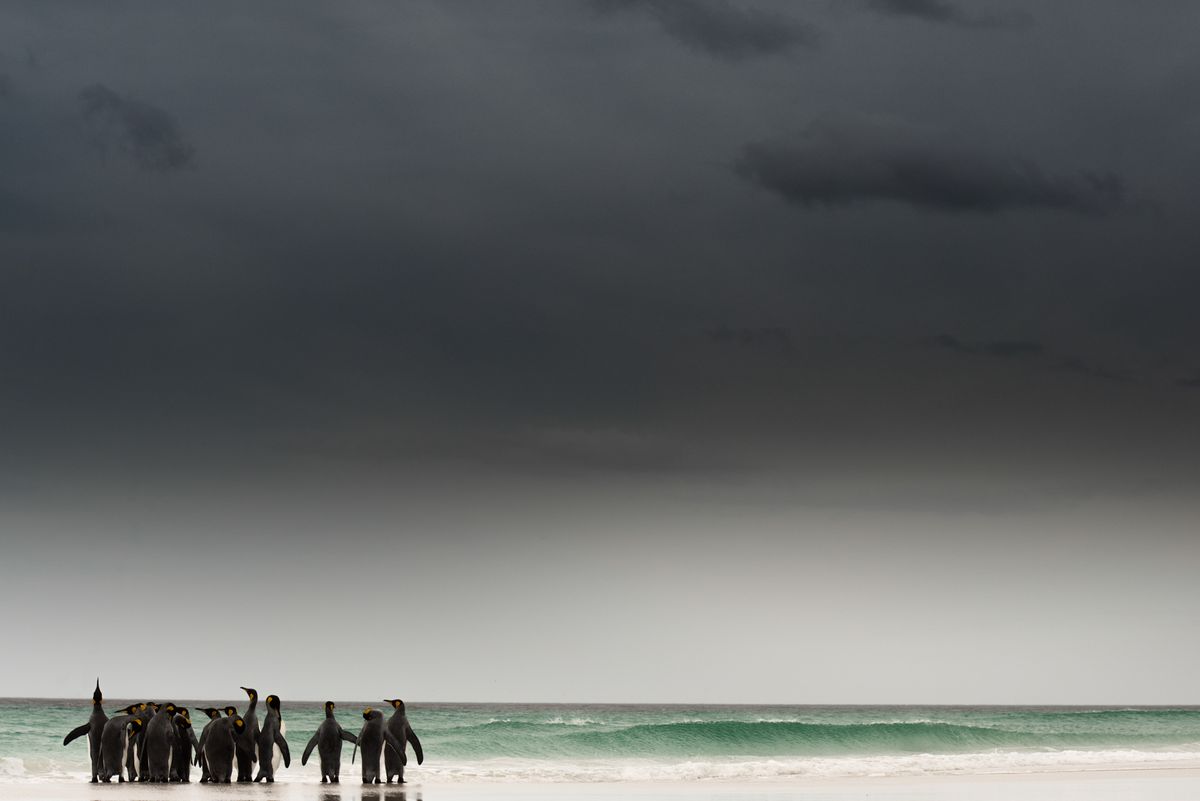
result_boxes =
[5,769,1200,801]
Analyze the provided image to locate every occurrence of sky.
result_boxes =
[1,0,1199,704]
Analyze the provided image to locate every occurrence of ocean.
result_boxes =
[5,701,1200,784]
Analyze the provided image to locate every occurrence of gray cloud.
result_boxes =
[866,0,1033,29]
[79,83,195,171]
[594,0,818,58]
[737,119,1127,215]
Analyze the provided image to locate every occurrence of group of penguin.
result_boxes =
[62,681,424,785]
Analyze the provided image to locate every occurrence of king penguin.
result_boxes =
[202,715,246,784]
[171,708,200,782]
[194,708,223,783]
[352,708,406,785]
[302,701,358,783]
[383,699,424,784]
[98,709,141,783]
[252,694,291,782]
[141,703,180,783]
[235,687,259,782]
[62,679,107,783]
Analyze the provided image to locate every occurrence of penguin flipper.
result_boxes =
[276,733,291,768]
[301,735,318,766]
[63,724,90,746]
[407,726,424,765]
[340,728,358,745]
[384,730,407,762]
[351,741,358,765]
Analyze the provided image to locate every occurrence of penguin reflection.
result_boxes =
[318,789,410,801]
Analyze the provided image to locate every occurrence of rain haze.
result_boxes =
[2,0,1199,705]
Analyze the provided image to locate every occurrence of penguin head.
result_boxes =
[266,694,281,711]
[151,703,162,712]
[233,716,246,732]
[384,699,406,712]
[177,707,191,722]
[163,703,178,715]
[199,707,221,720]
[362,707,374,720]
[240,687,257,701]
[92,680,102,705]
[138,703,150,712]
[128,719,144,733]
[223,706,238,717]
[116,704,136,715]
[325,701,335,712]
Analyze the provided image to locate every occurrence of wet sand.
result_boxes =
[4,768,1200,801]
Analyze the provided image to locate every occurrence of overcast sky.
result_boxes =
[2,0,1200,704]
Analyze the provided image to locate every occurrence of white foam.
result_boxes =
[402,748,1200,784]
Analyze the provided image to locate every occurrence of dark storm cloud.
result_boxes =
[705,326,795,354]
[737,119,1126,215]
[932,336,1136,385]
[865,0,1033,29]
[931,335,1040,358]
[1056,358,1132,384]
[0,0,1195,510]
[979,340,1043,358]
[1176,372,1200,389]
[593,0,818,58]
[79,83,195,171]
[0,190,60,232]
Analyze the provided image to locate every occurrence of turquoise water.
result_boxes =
[6,701,1200,783]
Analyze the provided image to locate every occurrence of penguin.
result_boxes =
[62,679,107,783]
[98,714,143,783]
[141,702,180,782]
[171,709,200,782]
[194,708,223,783]
[126,703,153,782]
[383,699,424,784]
[136,703,164,781]
[202,715,247,784]
[235,687,260,782]
[352,708,406,785]
[302,701,358,784]
[252,694,291,782]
